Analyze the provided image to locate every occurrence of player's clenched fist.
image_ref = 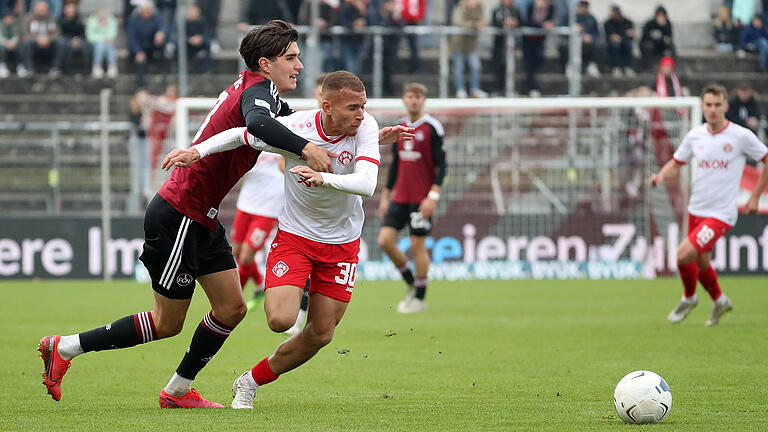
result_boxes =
[650,173,661,187]
[161,148,201,170]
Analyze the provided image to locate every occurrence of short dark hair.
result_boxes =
[702,83,728,99]
[239,20,298,72]
[403,82,427,97]
[322,70,366,97]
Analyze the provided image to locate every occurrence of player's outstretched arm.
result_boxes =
[289,159,379,197]
[161,127,246,170]
[378,125,415,145]
[650,159,682,187]
[746,157,768,214]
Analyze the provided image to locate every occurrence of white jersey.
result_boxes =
[236,152,284,217]
[673,121,768,225]
[249,109,380,243]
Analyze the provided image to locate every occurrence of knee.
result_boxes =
[266,314,295,333]
[303,324,335,349]
[214,301,247,327]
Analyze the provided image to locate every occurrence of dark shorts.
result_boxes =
[382,202,432,236]
[139,194,236,300]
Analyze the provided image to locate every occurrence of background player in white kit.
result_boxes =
[230,152,284,310]
[651,84,768,326]
[165,71,384,408]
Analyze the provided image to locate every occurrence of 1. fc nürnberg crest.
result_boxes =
[272,261,289,277]
[338,150,354,166]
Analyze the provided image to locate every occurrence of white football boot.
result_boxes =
[667,295,698,323]
[705,296,732,327]
[231,371,258,409]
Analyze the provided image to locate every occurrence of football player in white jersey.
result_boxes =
[651,84,768,326]
[230,152,285,311]
[162,71,414,409]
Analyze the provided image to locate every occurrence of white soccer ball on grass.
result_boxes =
[613,370,672,424]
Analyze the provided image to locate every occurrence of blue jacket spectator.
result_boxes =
[603,4,634,76]
[559,0,601,77]
[127,2,167,87]
[739,15,768,71]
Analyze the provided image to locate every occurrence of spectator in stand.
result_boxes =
[604,4,634,77]
[196,0,220,52]
[127,1,166,88]
[0,12,20,78]
[558,0,601,78]
[714,6,737,52]
[86,8,118,78]
[380,0,402,96]
[522,0,554,97]
[640,5,674,70]
[399,0,424,74]
[156,0,175,43]
[339,0,367,77]
[18,0,58,77]
[184,5,211,73]
[238,0,289,32]
[732,0,756,28]
[491,0,520,96]
[298,0,339,73]
[0,0,18,18]
[727,82,761,134]
[651,56,681,97]
[451,0,487,98]
[51,1,88,77]
[738,15,768,70]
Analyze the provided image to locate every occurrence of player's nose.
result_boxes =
[296,59,304,70]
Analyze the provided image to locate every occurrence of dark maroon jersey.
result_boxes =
[158,70,292,230]
[387,114,446,204]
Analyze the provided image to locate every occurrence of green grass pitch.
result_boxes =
[2,277,767,431]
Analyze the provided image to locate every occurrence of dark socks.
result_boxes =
[79,312,156,353]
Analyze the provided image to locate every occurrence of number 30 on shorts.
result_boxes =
[334,262,357,285]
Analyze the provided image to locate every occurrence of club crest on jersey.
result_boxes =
[176,273,194,286]
[338,150,354,166]
[272,261,289,277]
[723,143,733,153]
[415,130,425,141]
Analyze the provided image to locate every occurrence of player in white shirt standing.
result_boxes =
[231,152,285,310]
[163,71,385,408]
[651,84,768,326]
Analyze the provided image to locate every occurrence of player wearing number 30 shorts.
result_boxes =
[182,71,392,409]
[652,84,768,326]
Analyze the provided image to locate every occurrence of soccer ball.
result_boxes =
[613,370,672,424]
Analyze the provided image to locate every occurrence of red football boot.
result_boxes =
[159,388,224,408]
[38,335,71,401]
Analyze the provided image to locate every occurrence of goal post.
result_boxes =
[175,96,701,280]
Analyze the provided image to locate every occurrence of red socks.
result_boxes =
[677,261,699,298]
[251,357,279,386]
[238,260,264,288]
[697,265,722,301]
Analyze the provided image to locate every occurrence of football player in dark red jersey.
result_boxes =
[36,20,382,409]
[378,82,446,313]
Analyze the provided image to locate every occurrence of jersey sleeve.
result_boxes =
[673,130,694,164]
[742,128,768,161]
[240,80,279,120]
[354,112,381,165]
[240,81,307,156]
[320,159,379,197]
[430,123,447,186]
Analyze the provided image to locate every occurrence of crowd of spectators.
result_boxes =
[0,0,767,99]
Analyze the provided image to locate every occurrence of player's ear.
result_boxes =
[258,57,271,74]
[322,100,332,115]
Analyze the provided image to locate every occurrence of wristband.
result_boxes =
[427,191,440,201]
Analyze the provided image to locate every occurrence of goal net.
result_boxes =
[175,96,701,280]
